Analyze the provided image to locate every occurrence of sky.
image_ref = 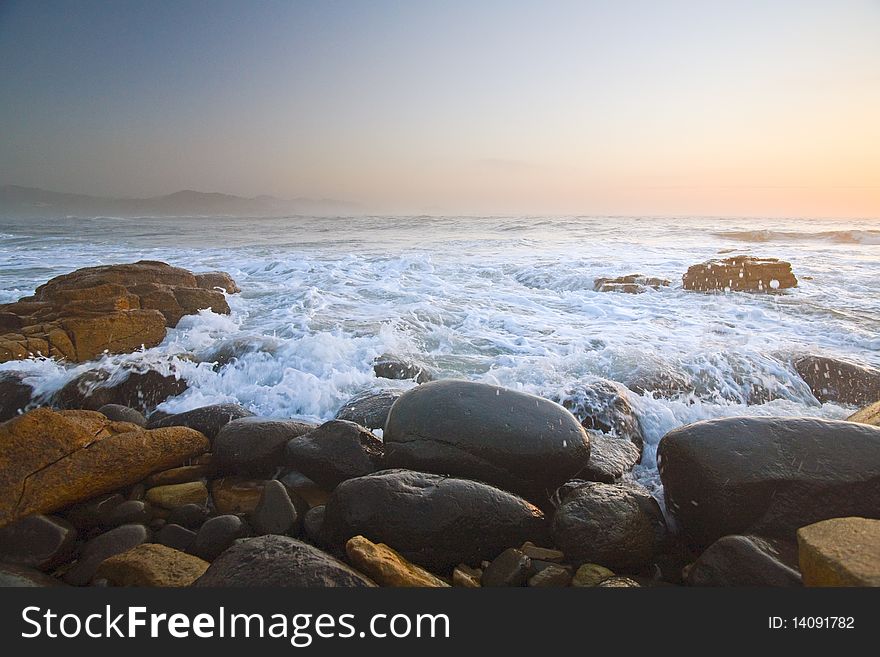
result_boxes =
[1,0,879,217]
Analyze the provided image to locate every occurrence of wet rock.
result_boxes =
[0,563,67,587]
[249,480,301,536]
[345,535,449,587]
[658,417,880,547]
[384,381,590,502]
[321,469,548,572]
[194,535,375,587]
[97,404,147,426]
[148,403,255,440]
[578,432,641,483]
[63,524,150,585]
[687,535,802,587]
[561,379,644,450]
[373,354,436,383]
[211,477,265,515]
[157,523,197,552]
[682,256,797,293]
[334,388,404,430]
[0,371,34,421]
[104,500,152,527]
[0,514,77,570]
[797,517,880,586]
[166,504,209,530]
[849,401,880,427]
[194,271,240,294]
[189,515,249,562]
[552,481,667,571]
[95,543,209,587]
[145,463,212,487]
[452,564,482,588]
[528,564,572,587]
[597,576,641,587]
[593,274,670,294]
[793,355,880,406]
[571,563,615,587]
[145,482,209,510]
[214,417,315,477]
[481,548,531,587]
[285,420,383,489]
[201,335,282,368]
[57,368,187,414]
[0,408,209,527]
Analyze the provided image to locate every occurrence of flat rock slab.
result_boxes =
[95,543,209,587]
[798,517,880,586]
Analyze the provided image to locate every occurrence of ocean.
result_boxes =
[1,214,878,493]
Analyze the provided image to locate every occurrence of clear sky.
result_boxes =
[1,0,878,217]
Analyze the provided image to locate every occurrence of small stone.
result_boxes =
[157,523,197,552]
[520,542,564,562]
[145,464,212,487]
[104,500,152,527]
[189,515,249,562]
[210,477,265,515]
[97,404,146,427]
[798,517,880,587]
[0,514,77,570]
[95,543,209,586]
[528,564,572,587]
[166,503,209,529]
[571,563,616,587]
[597,576,641,587]
[452,564,482,588]
[303,505,330,548]
[481,548,531,587]
[145,481,208,509]
[127,483,145,501]
[63,524,150,585]
[0,563,67,587]
[345,535,449,587]
[250,480,301,536]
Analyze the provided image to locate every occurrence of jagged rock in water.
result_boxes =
[682,256,797,293]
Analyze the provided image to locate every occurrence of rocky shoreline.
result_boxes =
[0,260,878,588]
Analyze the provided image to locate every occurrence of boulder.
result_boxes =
[0,514,77,570]
[157,523,197,552]
[147,403,255,440]
[249,480,301,537]
[321,469,548,572]
[793,355,880,406]
[0,563,67,587]
[95,543,209,587]
[686,535,802,587]
[97,404,147,426]
[552,481,667,572]
[0,408,210,527]
[577,432,641,483]
[0,371,34,421]
[373,354,436,383]
[345,535,449,587]
[571,563,615,587]
[682,256,797,293]
[189,515,250,562]
[214,417,315,476]
[481,548,531,587]
[166,504,209,530]
[145,482,209,509]
[57,368,187,414]
[561,379,644,450]
[658,417,880,547]
[194,271,241,294]
[797,517,880,586]
[63,523,151,585]
[104,500,152,527]
[384,380,591,501]
[452,564,482,588]
[528,564,572,587]
[334,388,404,430]
[593,274,670,294]
[848,401,880,427]
[194,535,375,587]
[285,420,383,489]
[63,493,126,531]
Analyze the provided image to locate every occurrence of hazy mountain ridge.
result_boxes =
[0,185,361,217]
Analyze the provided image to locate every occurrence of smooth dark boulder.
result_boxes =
[104,500,152,527]
[63,523,150,585]
[189,515,249,562]
[213,416,315,476]
[63,493,126,531]
[195,535,374,587]
[658,417,880,547]
[793,355,880,406]
[552,481,667,572]
[384,381,590,501]
[0,514,77,570]
[481,548,531,587]
[147,403,255,440]
[579,431,641,483]
[249,480,301,536]
[285,420,383,489]
[562,379,644,450]
[334,388,404,430]
[97,404,147,426]
[322,469,548,572]
[686,535,802,587]
[303,505,331,548]
[157,523,197,552]
[0,371,34,421]
[56,368,187,414]
[166,503,209,530]
[373,354,435,383]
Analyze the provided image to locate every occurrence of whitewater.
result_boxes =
[1,214,878,493]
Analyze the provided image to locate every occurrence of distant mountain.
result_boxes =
[0,185,362,217]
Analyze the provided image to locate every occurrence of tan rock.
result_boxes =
[211,477,265,514]
[452,564,482,587]
[682,256,797,293]
[847,401,880,427]
[0,408,209,527]
[345,535,449,587]
[146,481,209,509]
[798,517,880,587]
[571,563,615,587]
[195,271,241,294]
[95,543,209,587]
[144,464,212,487]
[594,274,671,294]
